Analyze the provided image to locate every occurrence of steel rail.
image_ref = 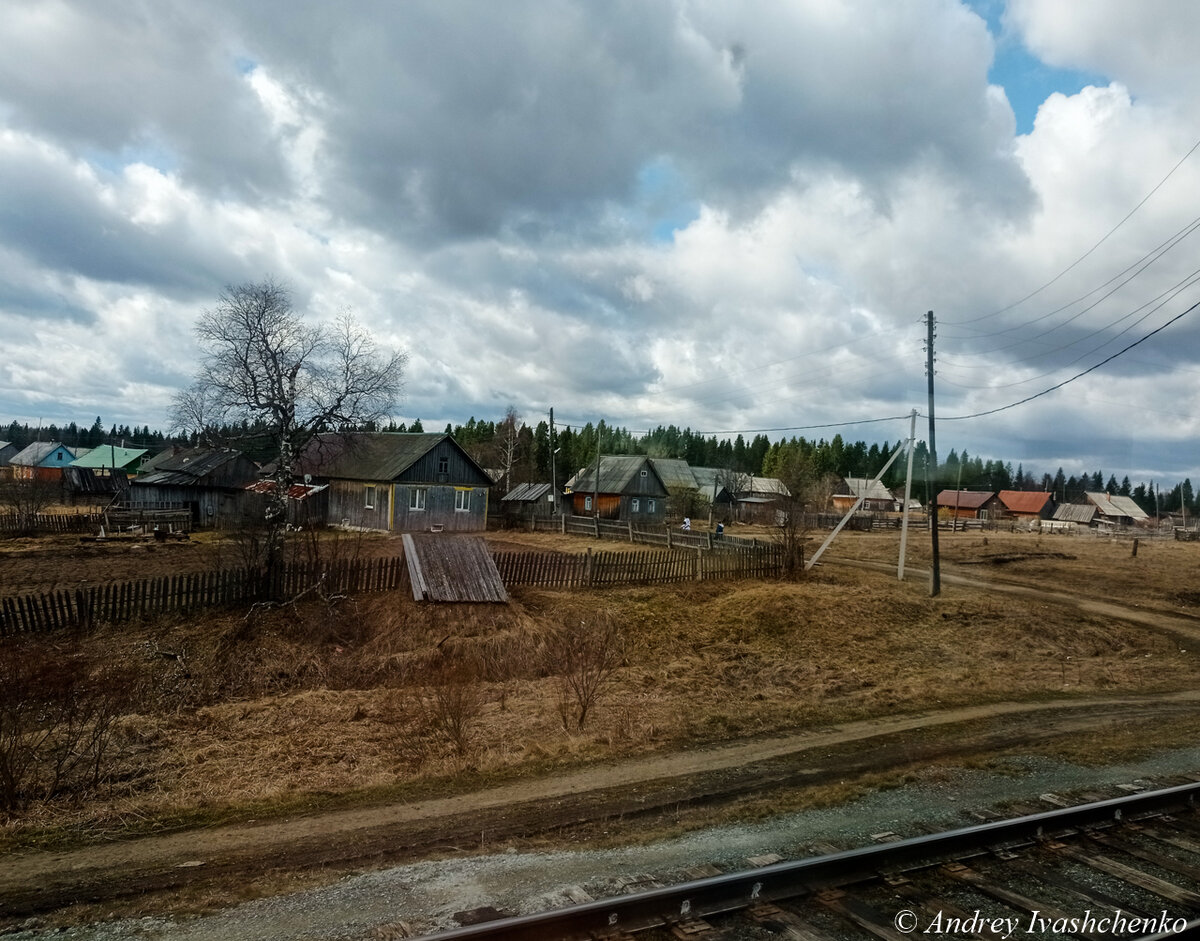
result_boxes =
[409,780,1200,941]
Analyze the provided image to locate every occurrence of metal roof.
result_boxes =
[935,490,996,509]
[71,446,148,469]
[998,490,1053,514]
[502,482,553,502]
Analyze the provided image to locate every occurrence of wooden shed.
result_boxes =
[128,447,260,527]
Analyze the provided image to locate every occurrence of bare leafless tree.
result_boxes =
[171,279,406,580]
[0,476,60,535]
[546,612,624,731]
[497,406,523,494]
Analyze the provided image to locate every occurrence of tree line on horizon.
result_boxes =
[3,412,1194,517]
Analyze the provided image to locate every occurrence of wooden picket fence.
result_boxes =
[0,511,103,534]
[1,542,783,637]
[493,544,783,589]
[0,556,406,637]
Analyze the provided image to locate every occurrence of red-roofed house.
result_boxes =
[935,490,1001,521]
[997,490,1055,521]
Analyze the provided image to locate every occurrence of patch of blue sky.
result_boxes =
[966,0,1109,136]
[636,156,700,244]
[234,55,258,76]
[81,138,178,177]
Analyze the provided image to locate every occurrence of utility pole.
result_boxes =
[898,409,917,580]
[549,407,558,515]
[593,424,601,520]
[926,310,941,597]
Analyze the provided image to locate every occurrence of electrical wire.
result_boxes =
[942,134,1200,328]
[936,297,1200,421]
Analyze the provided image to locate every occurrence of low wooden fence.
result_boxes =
[1,538,786,635]
[494,544,783,589]
[0,556,407,637]
[0,511,103,534]
[528,514,783,551]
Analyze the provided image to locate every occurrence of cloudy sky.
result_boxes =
[2,0,1199,483]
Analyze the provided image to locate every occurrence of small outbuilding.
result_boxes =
[129,447,260,527]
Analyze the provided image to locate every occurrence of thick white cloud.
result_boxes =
[2,0,1200,481]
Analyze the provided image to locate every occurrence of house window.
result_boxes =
[364,484,376,509]
[632,498,640,513]
[640,469,647,477]
[455,488,471,512]
[438,455,449,474]
[584,496,593,511]
[648,499,656,513]
[409,488,426,511]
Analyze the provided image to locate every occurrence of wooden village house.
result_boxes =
[997,490,1056,522]
[564,455,669,523]
[298,432,492,533]
[935,489,1002,521]
[9,441,75,481]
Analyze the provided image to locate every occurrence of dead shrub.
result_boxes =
[381,660,485,763]
[0,640,144,815]
[545,609,625,732]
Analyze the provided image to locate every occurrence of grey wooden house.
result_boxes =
[298,432,492,532]
[564,455,669,523]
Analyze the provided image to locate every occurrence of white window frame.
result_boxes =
[364,484,376,509]
[409,488,427,511]
[648,499,656,513]
[455,488,471,512]
[631,498,640,513]
[584,495,593,511]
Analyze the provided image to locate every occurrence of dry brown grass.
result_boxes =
[1,528,1196,848]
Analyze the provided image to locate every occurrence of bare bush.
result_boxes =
[383,661,484,762]
[0,642,143,814]
[546,610,624,731]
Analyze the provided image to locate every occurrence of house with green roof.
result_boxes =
[297,432,493,532]
[70,445,148,474]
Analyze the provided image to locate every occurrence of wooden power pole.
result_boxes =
[926,310,941,597]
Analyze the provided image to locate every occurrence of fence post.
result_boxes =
[628,518,634,542]
[585,547,593,587]
[667,526,673,549]
[695,547,702,581]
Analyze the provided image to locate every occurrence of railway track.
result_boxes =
[414,779,1200,940]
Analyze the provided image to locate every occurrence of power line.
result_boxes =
[937,297,1200,421]
[942,134,1200,328]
